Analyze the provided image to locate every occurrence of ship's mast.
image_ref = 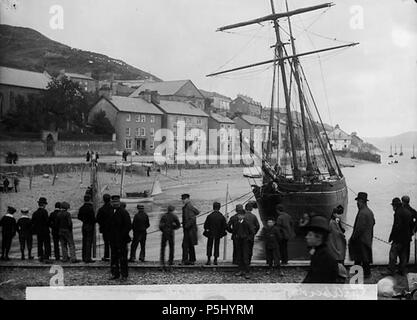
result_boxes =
[267,51,278,162]
[269,0,300,180]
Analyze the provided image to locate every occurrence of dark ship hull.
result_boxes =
[253,176,348,260]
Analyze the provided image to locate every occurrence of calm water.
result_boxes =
[342,149,417,264]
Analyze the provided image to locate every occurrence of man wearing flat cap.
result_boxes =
[388,197,414,275]
[348,192,375,278]
[108,195,132,280]
[97,194,113,261]
[78,195,96,263]
[159,205,181,267]
[129,204,150,262]
[226,205,241,265]
[181,194,200,265]
[303,215,338,283]
[203,202,227,265]
[31,197,52,262]
[48,202,61,261]
[17,208,34,260]
[0,206,17,260]
[57,202,79,263]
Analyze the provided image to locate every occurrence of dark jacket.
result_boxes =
[404,204,417,233]
[227,213,240,240]
[389,206,414,244]
[182,202,200,245]
[231,217,253,241]
[263,225,281,249]
[78,203,96,232]
[96,202,113,234]
[244,211,260,238]
[132,211,150,233]
[48,209,60,235]
[276,211,295,241]
[303,244,339,284]
[328,218,347,262]
[349,205,375,263]
[203,210,227,239]
[108,207,132,245]
[0,214,17,237]
[31,208,50,235]
[17,216,32,237]
[159,212,181,236]
[57,210,73,232]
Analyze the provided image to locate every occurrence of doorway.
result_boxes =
[136,139,146,154]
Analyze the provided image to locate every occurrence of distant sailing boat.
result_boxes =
[399,144,403,156]
[208,1,357,259]
[388,144,393,158]
[412,145,416,160]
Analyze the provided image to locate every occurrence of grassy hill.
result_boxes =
[364,131,417,154]
[0,24,162,81]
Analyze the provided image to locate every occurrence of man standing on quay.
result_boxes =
[244,202,260,264]
[349,192,375,278]
[129,204,150,262]
[32,197,52,263]
[97,194,113,261]
[203,202,227,265]
[78,195,96,263]
[181,194,200,265]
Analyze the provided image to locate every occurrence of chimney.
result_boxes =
[99,84,112,99]
[150,90,160,104]
[139,89,152,103]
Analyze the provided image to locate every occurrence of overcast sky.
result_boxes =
[1,0,416,137]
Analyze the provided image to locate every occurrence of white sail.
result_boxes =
[151,178,163,196]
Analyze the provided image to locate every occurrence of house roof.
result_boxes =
[199,89,231,101]
[235,94,262,107]
[130,80,202,97]
[327,127,351,140]
[239,114,269,126]
[105,96,163,115]
[65,72,94,80]
[210,113,235,124]
[0,66,51,90]
[157,100,209,117]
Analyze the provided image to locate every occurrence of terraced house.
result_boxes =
[88,95,163,154]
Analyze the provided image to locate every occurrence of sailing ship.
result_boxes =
[412,145,416,160]
[394,144,398,155]
[388,144,394,158]
[399,144,403,156]
[208,1,357,259]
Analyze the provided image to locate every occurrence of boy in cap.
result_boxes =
[78,195,96,263]
[97,194,113,261]
[181,193,200,265]
[57,202,79,263]
[276,204,295,265]
[159,205,181,267]
[48,202,61,261]
[0,206,17,260]
[262,218,283,275]
[129,204,150,262]
[302,215,338,283]
[31,197,52,262]
[17,208,34,260]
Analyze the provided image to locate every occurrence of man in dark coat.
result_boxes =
[48,202,61,261]
[31,197,52,262]
[78,195,96,263]
[227,210,240,265]
[0,206,17,260]
[86,151,91,162]
[57,202,79,263]
[159,205,181,267]
[244,202,260,264]
[203,202,227,265]
[129,204,150,262]
[108,196,132,280]
[3,177,10,193]
[96,194,113,261]
[230,204,253,279]
[17,208,33,260]
[181,194,200,265]
[348,192,375,278]
[276,204,295,264]
[303,215,338,283]
[401,195,417,263]
[263,218,283,275]
[388,197,414,275]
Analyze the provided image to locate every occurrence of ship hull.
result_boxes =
[253,176,348,260]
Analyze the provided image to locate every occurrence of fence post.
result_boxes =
[29,166,34,190]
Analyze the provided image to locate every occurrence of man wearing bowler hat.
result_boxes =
[348,192,375,278]
[387,197,414,275]
[0,206,17,260]
[302,215,338,283]
[108,195,132,280]
[31,197,52,263]
[181,194,200,265]
[129,204,150,262]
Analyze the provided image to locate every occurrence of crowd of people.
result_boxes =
[0,191,416,283]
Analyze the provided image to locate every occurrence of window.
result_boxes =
[150,128,155,137]
[141,115,146,122]
[125,128,131,136]
[150,115,155,123]
[141,128,146,136]
[220,124,224,129]
[125,139,132,149]
[126,114,131,122]
[197,118,202,125]
[186,117,191,123]
[228,143,231,152]
[150,142,154,150]
[136,115,140,122]
[135,128,140,137]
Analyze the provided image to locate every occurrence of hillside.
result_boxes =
[0,24,162,81]
[364,131,417,153]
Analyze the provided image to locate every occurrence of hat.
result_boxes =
[332,205,344,215]
[168,205,175,212]
[181,194,190,200]
[38,197,48,205]
[60,202,70,210]
[137,204,145,210]
[245,202,253,210]
[111,195,120,201]
[305,215,330,233]
[354,192,369,202]
[391,197,402,206]
[235,204,244,213]
[84,195,91,202]
[103,194,111,202]
[7,206,16,214]
[401,195,410,204]
[21,208,29,214]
